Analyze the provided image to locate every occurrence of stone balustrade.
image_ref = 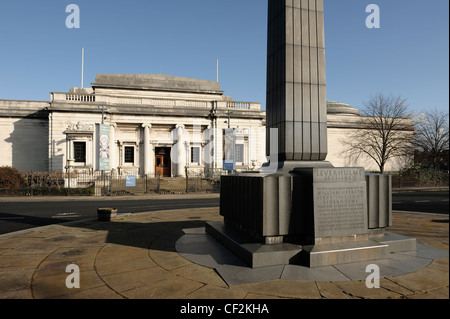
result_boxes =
[219,101,261,110]
[50,92,261,111]
[226,101,250,109]
[66,93,96,102]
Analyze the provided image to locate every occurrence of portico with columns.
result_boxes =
[45,74,266,177]
[0,74,414,175]
[141,123,152,176]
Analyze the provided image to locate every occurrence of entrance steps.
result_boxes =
[158,177,187,194]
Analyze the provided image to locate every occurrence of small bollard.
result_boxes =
[97,208,118,221]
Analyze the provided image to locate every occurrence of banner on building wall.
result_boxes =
[99,124,110,171]
[223,128,236,171]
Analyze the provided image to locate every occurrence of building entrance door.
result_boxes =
[155,147,171,177]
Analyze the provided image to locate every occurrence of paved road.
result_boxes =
[0,190,447,235]
[0,197,220,235]
[392,191,448,215]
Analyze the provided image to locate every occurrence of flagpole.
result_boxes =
[81,47,84,88]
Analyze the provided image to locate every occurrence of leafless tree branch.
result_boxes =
[413,108,449,169]
[341,94,414,173]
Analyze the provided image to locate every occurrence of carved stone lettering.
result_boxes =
[313,182,368,238]
[314,168,365,183]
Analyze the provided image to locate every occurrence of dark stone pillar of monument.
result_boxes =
[266,0,327,161]
[206,0,406,269]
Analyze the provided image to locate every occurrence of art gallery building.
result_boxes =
[0,74,412,177]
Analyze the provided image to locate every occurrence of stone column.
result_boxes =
[68,137,74,161]
[142,124,152,176]
[150,145,156,177]
[267,0,327,162]
[210,0,404,270]
[110,123,117,173]
[203,125,213,173]
[171,124,186,177]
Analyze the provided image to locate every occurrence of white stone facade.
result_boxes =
[0,101,49,172]
[0,75,413,175]
[1,74,267,177]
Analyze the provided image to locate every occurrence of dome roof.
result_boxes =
[327,100,361,116]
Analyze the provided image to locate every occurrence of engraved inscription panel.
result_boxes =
[313,181,368,238]
[314,168,365,183]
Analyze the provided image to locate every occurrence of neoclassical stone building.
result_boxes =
[0,74,412,176]
[1,74,266,177]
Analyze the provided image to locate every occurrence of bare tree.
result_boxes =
[413,108,449,169]
[342,94,415,173]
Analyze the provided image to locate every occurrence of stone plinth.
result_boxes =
[293,167,368,243]
[216,166,395,268]
[299,240,388,268]
[220,173,298,244]
[292,167,388,267]
[366,174,392,230]
[205,221,302,268]
[220,161,335,244]
[220,167,371,244]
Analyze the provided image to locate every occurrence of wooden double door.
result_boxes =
[155,147,171,177]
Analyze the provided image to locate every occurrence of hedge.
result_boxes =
[0,167,25,189]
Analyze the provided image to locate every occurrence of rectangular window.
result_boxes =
[124,146,135,164]
[73,142,86,163]
[235,144,244,163]
[191,147,200,163]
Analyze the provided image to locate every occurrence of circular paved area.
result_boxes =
[0,208,448,299]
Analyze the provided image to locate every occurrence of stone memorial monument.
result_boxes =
[206,0,414,268]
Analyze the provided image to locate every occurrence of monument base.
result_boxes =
[370,231,417,253]
[205,221,302,268]
[220,166,370,245]
[299,241,388,268]
[217,164,416,268]
[206,221,417,268]
[205,222,416,268]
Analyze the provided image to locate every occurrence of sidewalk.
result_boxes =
[0,185,447,202]
[0,207,448,299]
[0,192,220,202]
[0,186,449,203]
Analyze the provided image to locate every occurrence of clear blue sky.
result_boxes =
[0,0,448,114]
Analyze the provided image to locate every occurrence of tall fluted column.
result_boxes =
[203,125,214,173]
[267,0,327,162]
[142,124,152,176]
[171,124,186,177]
[110,123,117,173]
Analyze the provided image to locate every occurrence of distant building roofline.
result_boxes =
[327,100,361,116]
[91,74,224,95]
